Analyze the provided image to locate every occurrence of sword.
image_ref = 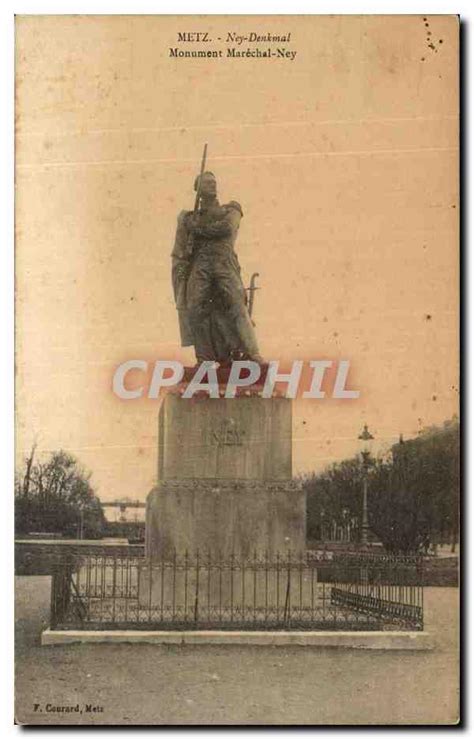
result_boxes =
[193,143,208,213]
[186,143,208,257]
[247,272,260,320]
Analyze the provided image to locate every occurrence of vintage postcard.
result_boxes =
[15,14,459,725]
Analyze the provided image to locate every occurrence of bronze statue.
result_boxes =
[171,152,263,365]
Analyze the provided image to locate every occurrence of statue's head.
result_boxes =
[194,171,217,198]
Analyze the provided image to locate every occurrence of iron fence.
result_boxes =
[49,549,423,632]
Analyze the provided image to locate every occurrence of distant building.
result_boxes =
[102,503,146,524]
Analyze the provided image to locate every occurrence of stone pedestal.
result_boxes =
[145,393,305,561]
[146,478,305,561]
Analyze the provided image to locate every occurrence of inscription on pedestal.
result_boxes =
[211,418,245,446]
[158,395,292,481]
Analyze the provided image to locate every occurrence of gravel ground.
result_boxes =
[14,576,459,726]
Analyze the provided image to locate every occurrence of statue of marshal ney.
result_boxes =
[171,171,264,365]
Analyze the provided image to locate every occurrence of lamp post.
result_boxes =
[358,424,374,548]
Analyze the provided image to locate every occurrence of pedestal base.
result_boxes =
[42,628,433,650]
[145,478,305,561]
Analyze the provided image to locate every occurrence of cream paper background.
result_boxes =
[15,15,458,501]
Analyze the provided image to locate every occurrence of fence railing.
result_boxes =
[48,549,423,632]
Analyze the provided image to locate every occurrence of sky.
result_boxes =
[15,14,459,502]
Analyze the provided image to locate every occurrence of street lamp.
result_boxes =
[358,424,374,547]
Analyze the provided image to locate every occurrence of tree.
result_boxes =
[386,418,460,551]
[15,449,105,538]
[303,457,365,542]
[301,418,459,553]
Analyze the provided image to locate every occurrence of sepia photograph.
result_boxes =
[14,13,459,726]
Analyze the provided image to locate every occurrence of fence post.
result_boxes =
[50,562,60,630]
[207,548,211,620]
[418,555,424,630]
[172,549,177,621]
[194,549,200,627]
[148,556,153,624]
[184,549,189,621]
[253,549,257,624]
[283,550,291,627]
[230,551,234,624]
[50,559,71,630]
[160,556,165,623]
[111,556,117,623]
[276,552,280,619]
[241,554,246,620]
[264,550,268,624]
